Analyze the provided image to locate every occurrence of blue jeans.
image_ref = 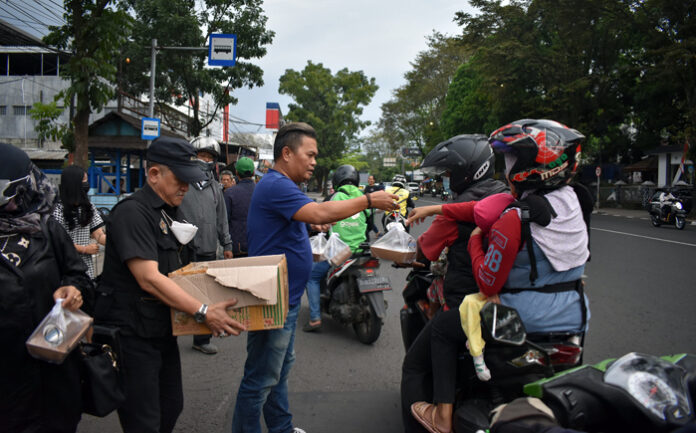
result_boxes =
[305,260,330,322]
[231,302,301,433]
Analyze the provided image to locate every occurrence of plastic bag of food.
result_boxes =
[310,233,328,262]
[370,222,417,263]
[26,298,93,364]
[323,232,352,266]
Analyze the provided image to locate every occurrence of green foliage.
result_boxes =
[378,32,470,157]
[44,1,133,167]
[336,152,369,172]
[121,0,274,137]
[29,101,66,148]
[279,61,378,189]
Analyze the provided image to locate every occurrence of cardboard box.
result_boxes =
[169,254,289,335]
[26,308,93,364]
[370,246,416,264]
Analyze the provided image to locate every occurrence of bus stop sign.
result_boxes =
[208,34,236,67]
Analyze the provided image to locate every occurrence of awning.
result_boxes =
[623,157,658,172]
[25,149,68,161]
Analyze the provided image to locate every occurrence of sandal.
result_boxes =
[410,401,451,433]
[302,321,322,332]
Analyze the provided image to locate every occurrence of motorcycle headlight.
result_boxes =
[604,353,692,421]
[675,201,683,210]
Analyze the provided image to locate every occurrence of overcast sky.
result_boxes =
[229,0,474,135]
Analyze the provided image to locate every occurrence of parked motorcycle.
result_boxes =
[649,193,688,230]
[524,351,696,433]
[320,242,391,344]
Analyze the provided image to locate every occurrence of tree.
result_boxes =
[44,1,132,168]
[378,32,470,157]
[279,61,378,190]
[29,101,73,151]
[121,0,274,137]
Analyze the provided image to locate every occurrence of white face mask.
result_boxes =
[161,211,198,245]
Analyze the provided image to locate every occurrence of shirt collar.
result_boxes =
[142,183,174,212]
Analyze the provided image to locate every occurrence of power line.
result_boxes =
[0,4,45,35]
[33,0,64,21]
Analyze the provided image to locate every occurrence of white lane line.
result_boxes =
[592,227,696,247]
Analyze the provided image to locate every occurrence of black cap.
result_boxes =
[147,136,206,183]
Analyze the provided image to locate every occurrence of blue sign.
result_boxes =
[141,117,160,140]
[208,34,237,67]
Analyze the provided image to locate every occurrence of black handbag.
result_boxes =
[80,325,125,417]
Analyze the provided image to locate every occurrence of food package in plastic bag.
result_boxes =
[323,232,352,266]
[370,222,417,263]
[26,298,93,364]
[310,233,328,262]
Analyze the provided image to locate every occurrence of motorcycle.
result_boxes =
[440,189,450,201]
[381,196,415,233]
[452,302,585,432]
[320,242,391,344]
[650,195,688,230]
[524,351,696,433]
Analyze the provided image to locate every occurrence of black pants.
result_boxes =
[192,252,216,346]
[401,320,434,433]
[430,308,467,403]
[117,334,183,433]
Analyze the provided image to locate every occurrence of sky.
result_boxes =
[228,0,474,135]
[2,0,475,136]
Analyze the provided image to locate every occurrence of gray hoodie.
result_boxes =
[178,167,232,256]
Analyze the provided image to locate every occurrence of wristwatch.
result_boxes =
[193,303,208,324]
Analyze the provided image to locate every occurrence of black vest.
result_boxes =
[443,178,509,308]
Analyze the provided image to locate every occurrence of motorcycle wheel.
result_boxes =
[651,214,662,227]
[675,216,686,230]
[353,295,382,345]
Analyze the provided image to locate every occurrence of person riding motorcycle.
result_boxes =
[303,164,370,332]
[401,134,509,433]
[409,119,594,433]
[387,174,415,219]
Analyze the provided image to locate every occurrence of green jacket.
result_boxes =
[330,184,370,252]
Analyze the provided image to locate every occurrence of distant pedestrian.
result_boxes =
[231,122,398,433]
[224,157,256,257]
[220,170,236,191]
[53,165,107,281]
[179,136,234,355]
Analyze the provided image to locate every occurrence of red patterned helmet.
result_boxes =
[489,119,584,191]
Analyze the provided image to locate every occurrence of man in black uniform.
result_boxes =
[94,137,246,433]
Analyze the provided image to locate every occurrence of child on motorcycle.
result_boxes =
[408,119,592,433]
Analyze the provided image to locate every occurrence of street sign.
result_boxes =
[402,147,420,157]
[383,157,396,167]
[141,117,160,140]
[595,166,602,177]
[208,33,237,67]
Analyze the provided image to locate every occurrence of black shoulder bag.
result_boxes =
[80,325,126,417]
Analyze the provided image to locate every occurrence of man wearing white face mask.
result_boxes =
[93,136,246,433]
[178,136,233,355]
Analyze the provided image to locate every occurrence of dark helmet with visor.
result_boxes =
[420,134,494,194]
[332,164,359,188]
[488,119,584,192]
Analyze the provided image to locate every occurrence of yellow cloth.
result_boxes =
[386,185,410,217]
[459,293,488,357]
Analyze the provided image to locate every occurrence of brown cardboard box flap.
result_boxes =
[206,265,278,302]
[169,255,289,335]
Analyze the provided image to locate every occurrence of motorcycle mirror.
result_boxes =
[480,302,526,346]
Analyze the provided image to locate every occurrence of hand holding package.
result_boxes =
[26,298,93,364]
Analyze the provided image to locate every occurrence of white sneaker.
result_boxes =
[293,428,307,433]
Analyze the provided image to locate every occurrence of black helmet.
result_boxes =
[420,134,494,194]
[332,164,359,188]
[489,119,584,192]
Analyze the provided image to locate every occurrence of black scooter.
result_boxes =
[320,242,391,344]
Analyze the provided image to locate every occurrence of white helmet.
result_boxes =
[190,136,220,159]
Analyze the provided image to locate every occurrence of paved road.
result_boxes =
[78,196,696,433]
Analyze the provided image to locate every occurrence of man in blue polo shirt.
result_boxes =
[232,122,398,433]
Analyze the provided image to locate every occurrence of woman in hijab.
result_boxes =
[53,165,106,280]
[0,143,92,432]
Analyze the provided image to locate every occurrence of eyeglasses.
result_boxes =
[0,174,31,207]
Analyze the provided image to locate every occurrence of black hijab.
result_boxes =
[59,165,93,230]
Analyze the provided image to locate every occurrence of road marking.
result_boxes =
[592,227,696,247]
